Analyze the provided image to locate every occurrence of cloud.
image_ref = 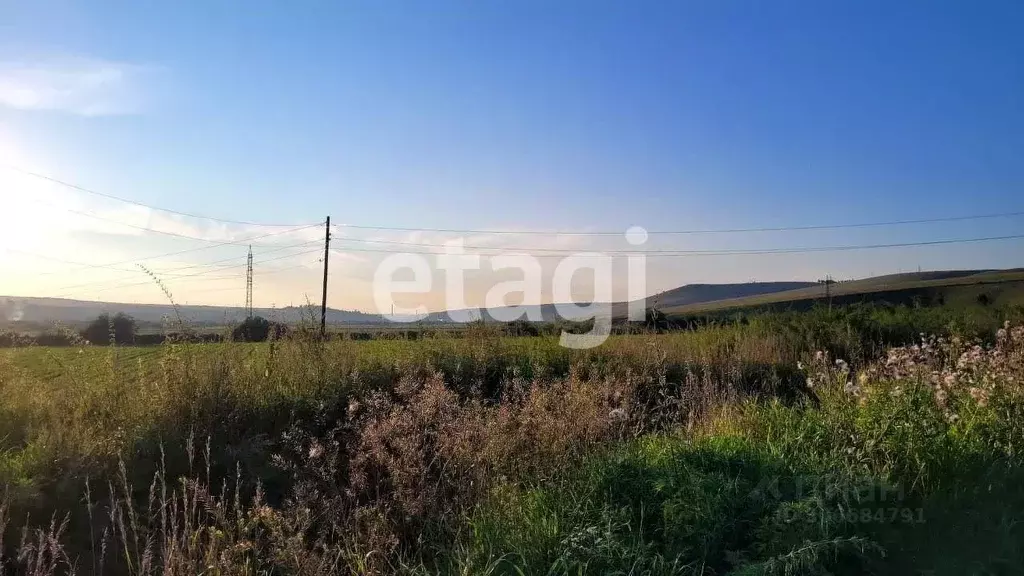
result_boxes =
[0,56,160,116]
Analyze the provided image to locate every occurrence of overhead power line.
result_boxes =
[39,243,324,295]
[5,165,313,227]
[32,224,321,278]
[332,210,1024,236]
[330,232,1024,257]
[32,197,318,248]
[46,249,323,300]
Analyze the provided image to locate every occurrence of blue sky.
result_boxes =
[1,0,1023,311]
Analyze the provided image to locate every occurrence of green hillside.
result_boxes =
[664,269,1024,315]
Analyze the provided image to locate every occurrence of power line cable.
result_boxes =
[4,164,313,227]
[331,210,1024,236]
[8,163,1022,237]
[44,201,302,246]
[31,224,321,278]
[101,263,320,298]
[46,248,323,300]
[329,232,1024,257]
[41,244,323,295]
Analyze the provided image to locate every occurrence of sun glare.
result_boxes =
[0,136,61,255]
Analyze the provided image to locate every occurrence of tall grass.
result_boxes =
[0,306,1021,574]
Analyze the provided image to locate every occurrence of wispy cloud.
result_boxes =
[0,56,160,116]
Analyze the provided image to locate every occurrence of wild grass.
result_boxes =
[0,306,1022,574]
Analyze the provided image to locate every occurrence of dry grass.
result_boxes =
[1,311,1022,574]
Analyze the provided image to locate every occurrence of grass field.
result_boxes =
[1,304,1024,574]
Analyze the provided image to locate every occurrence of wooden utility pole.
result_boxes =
[320,216,331,338]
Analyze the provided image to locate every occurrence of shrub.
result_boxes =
[231,316,287,342]
[81,312,137,345]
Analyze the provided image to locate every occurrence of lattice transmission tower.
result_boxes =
[245,245,253,319]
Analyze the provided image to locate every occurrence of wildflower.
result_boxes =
[969,387,990,408]
[308,441,324,460]
[806,378,815,389]
[844,381,861,397]
[835,358,849,372]
[608,408,628,422]
[797,361,804,371]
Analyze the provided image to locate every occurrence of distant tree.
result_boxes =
[232,316,287,342]
[82,313,138,345]
[504,318,540,337]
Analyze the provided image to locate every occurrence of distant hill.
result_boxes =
[645,282,817,309]
[7,270,1021,332]
[425,281,819,323]
[0,296,384,331]
[663,269,1024,316]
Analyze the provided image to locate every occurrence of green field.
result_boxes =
[2,304,1024,574]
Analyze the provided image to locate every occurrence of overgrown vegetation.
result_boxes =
[1,303,1023,574]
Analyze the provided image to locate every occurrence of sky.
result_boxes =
[1,0,1023,313]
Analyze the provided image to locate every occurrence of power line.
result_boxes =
[329,232,1024,257]
[9,163,1022,238]
[37,199,308,247]
[31,224,321,278]
[26,241,323,295]
[150,264,323,298]
[5,165,313,227]
[331,210,1024,236]
[46,249,323,300]
[39,244,324,295]
[145,240,323,273]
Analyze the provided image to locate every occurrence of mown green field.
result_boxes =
[1,304,1024,575]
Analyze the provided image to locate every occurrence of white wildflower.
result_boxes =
[308,441,324,459]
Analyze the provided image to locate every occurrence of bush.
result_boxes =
[80,312,137,345]
[503,318,540,337]
[232,316,287,342]
[0,330,35,348]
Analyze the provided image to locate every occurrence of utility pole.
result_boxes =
[245,245,253,319]
[320,216,331,338]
